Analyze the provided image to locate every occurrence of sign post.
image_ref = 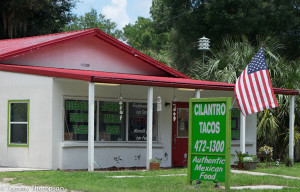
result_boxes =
[188,97,231,191]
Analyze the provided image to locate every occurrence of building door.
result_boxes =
[172,102,189,167]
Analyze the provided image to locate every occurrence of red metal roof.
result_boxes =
[0,64,298,95]
[0,28,188,78]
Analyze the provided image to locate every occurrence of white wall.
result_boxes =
[53,79,175,169]
[1,36,170,77]
[53,80,257,169]
[0,71,53,168]
[0,74,258,169]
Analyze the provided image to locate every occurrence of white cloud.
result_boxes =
[128,0,151,24]
[102,0,130,29]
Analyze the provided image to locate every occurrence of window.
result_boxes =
[64,99,158,142]
[8,100,29,146]
[99,101,126,141]
[231,109,240,140]
[177,108,189,138]
[128,102,157,141]
[64,100,96,141]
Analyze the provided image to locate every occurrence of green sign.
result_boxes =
[188,98,231,191]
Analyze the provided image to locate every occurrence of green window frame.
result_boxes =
[7,100,30,147]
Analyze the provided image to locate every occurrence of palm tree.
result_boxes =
[191,35,299,159]
[190,36,283,83]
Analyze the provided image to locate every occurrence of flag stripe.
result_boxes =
[240,70,252,115]
[260,70,273,108]
[255,72,267,110]
[263,70,278,108]
[249,73,263,111]
[245,66,258,113]
[257,70,270,109]
[235,76,246,115]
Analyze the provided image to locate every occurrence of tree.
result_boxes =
[0,0,76,39]
[123,17,155,50]
[149,0,300,74]
[64,9,123,40]
[123,16,171,66]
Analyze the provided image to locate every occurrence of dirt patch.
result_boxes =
[1,178,15,183]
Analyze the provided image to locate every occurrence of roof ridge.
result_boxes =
[0,28,96,42]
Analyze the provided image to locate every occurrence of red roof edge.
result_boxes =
[273,88,299,95]
[0,64,298,95]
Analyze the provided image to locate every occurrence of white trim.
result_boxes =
[96,101,100,141]
[88,82,95,172]
[289,95,295,161]
[146,87,153,170]
[240,112,246,153]
[195,89,201,98]
[126,103,129,141]
[61,141,164,148]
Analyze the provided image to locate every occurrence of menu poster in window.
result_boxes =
[99,101,126,141]
[128,102,157,141]
[64,100,96,141]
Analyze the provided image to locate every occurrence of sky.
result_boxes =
[72,0,152,29]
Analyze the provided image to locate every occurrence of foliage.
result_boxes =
[0,0,76,39]
[259,145,274,165]
[190,36,284,82]
[243,156,254,163]
[145,0,300,74]
[123,16,172,66]
[259,145,274,157]
[123,17,169,52]
[149,158,162,163]
[285,155,294,167]
[63,9,123,40]
[235,151,249,164]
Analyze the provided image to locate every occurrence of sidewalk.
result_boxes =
[231,169,300,180]
[0,167,49,172]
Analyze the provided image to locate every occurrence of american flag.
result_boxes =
[234,47,278,116]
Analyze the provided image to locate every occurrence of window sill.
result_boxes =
[7,143,29,147]
[61,141,164,148]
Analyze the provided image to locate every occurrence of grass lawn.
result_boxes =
[251,162,300,177]
[0,164,299,192]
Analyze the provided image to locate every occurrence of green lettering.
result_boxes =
[85,125,88,134]
[73,125,78,134]
[66,101,70,110]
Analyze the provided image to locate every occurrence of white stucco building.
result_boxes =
[0,29,297,170]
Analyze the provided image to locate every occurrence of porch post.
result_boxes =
[88,82,95,172]
[195,89,201,98]
[289,95,295,162]
[240,112,246,153]
[146,87,153,170]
